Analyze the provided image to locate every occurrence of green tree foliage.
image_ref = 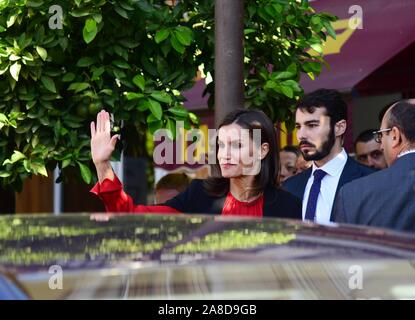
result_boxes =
[243,0,337,127]
[0,0,335,190]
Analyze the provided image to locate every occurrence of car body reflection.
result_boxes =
[1,213,415,299]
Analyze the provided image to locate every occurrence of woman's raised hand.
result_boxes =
[90,110,119,166]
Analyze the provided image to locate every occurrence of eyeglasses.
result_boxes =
[373,128,392,143]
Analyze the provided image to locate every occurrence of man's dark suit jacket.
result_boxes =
[282,156,375,221]
[334,153,415,231]
[165,179,302,219]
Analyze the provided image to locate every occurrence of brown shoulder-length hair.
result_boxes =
[203,108,280,197]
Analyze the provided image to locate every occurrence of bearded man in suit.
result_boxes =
[283,89,374,224]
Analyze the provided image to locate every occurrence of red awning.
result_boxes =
[183,0,415,105]
[301,0,415,92]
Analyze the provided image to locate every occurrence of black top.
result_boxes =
[164,179,302,219]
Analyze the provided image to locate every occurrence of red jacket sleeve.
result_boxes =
[90,174,181,215]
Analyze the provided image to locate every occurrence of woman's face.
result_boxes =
[217,123,263,178]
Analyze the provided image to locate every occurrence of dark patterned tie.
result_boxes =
[304,169,327,221]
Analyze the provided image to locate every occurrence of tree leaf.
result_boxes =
[76,57,94,67]
[68,82,90,93]
[120,1,135,11]
[189,112,199,125]
[137,99,150,111]
[40,76,57,93]
[3,150,26,165]
[12,150,26,163]
[155,29,170,43]
[83,29,96,44]
[323,20,337,39]
[168,106,189,118]
[114,6,129,19]
[125,92,144,100]
[148,99,162,120]
[0,171,12,178]
[10,62,21,81]
[148,120,163,134]
[174,26,193,46]
[118,39,139,49]
[137,1,153,13]
[70,9,91,17]
[27,0,44,8]
[244,28,256,35]
[92,66,105,80]
[280,85,293,98]
[9,54,21,61]
[32,162,48,176]
[85,18,96,32]
[264,80,279,91]
[113,68,126,79]
[62,72,76,82]
[147,113,158,123]
[170,34,185,54]
[22,52,34,61]
[92,13,102,24]
[112,60,130,69]
[310,43,323,54]
[83,18,98,44]
[0,113,8,123]
[166,118,176,140]
[132,74,145,91]
[7,14,17,28]
[287,63,297,74]
[62,159,71,169]
[282,80,302,92]
[150,91,172,104]
[99,89,113,96]
[78,161,92,184]
[273,71,294,80]
[303,61,322,73]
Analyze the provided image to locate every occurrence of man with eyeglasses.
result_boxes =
[354,129,387,170]
[334,100,415,231]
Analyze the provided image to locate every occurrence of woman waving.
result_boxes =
[90,109,301,219]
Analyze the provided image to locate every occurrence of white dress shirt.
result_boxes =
[302,148,348,224]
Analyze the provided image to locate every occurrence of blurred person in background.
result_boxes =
[354,129,387,170]
[295,152,312,174]
[154,173,191,204]
[278,145,301,184]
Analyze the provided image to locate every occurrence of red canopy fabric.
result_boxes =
[301,0,415,92]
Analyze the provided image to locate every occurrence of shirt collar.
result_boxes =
[398,149,415,158]
[311,148,348,177]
